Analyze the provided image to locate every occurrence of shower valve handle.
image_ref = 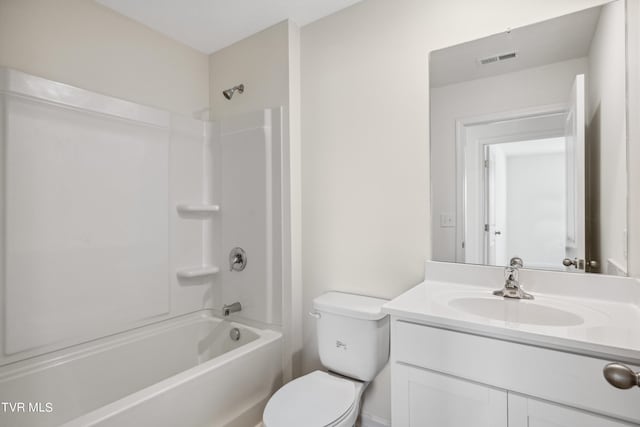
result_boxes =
[229,247,247,272]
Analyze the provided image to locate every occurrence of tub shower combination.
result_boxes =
[1,314,281,427]
[0,68,285,426]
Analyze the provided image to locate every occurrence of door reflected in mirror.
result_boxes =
[430,0,628,275]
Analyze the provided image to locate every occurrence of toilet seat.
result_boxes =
[263,371,360,427]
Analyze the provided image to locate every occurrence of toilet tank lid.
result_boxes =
[313,292,389,320]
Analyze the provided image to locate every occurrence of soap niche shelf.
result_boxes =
[176,204,220,214]
[176,266,220,279]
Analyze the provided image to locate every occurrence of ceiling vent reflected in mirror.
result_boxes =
[478,51,518,66]
[429,6,601,88]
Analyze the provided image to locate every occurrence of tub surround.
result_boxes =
[0,68,287,427]
[0,68,176,363]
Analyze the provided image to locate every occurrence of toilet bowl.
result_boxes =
[263,370,366,427]
[262,292,389,427]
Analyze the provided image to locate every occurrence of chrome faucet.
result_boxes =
[493,257,534,300]
[223,302,242,316]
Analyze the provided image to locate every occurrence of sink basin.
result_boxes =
[449,297,585,326]
[382,263,640,360]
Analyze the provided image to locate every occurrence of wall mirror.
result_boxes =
[430,0,628,275]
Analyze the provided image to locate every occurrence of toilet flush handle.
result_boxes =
[309,311,321,319]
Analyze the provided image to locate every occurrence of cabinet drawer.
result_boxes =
[393,319,640,424]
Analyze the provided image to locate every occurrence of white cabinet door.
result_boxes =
[508,394,636,427]
[392,363,508,427]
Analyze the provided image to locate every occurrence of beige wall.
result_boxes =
[587,0,628,274]
[300,0,608,423]
[0,0,209,115]
[628,0,640,276]
[286,21,304,379]
[209,21,290,120]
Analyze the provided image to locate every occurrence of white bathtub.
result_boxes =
[0,311,282,427]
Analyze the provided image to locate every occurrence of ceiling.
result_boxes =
[96,0,364,54]
[430,4,603,88]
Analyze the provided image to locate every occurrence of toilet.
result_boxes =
[263,291,389,427]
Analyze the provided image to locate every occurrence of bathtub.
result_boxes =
[0,311,282,427]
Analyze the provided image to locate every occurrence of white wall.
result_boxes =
[430,58,587,263]
[629,0,640,277]
[506,150,566,269]
[301,0,608,423]
[587,0,627,274]
[0,0,209,115]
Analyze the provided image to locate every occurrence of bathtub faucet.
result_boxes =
[223,302,242,316]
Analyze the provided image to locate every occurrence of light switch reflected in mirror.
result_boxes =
[429,0,628,275]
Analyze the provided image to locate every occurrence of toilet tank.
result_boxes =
[312,292,389,382]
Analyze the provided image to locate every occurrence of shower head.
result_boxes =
[222,84,244,100]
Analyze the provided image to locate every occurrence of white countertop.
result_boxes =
[383,279,640,364]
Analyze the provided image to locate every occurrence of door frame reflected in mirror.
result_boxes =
[455,104,569,268]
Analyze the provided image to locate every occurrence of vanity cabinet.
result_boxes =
[394,363,508,426]
[508,394,632,427]
[390,319,640,426]
[393,363,631,427]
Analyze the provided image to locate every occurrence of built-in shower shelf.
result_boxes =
[176,204,220,214]
[176,266,220,279]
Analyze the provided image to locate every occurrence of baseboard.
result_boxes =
[360,412,391,427]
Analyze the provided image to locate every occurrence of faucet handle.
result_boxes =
[229,247,247,272]
[509,257,523,268]
[504,266,519,285]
